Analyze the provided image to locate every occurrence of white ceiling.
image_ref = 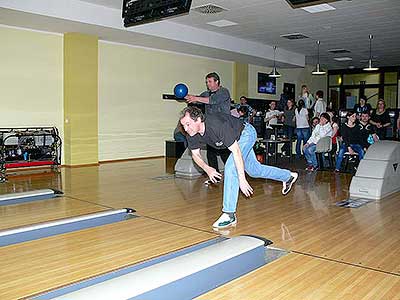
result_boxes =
[1,0,400,70]
[81,0,400,69]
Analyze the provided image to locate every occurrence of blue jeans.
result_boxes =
[296,128,311,158]
[282,125,295,153]
[335,144,364,170]
[303,143,318,168]
[223,124,291,213]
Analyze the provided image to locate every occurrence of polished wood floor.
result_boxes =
[0,158,399,299]
[0,196,106,231]
[0,217,215,300]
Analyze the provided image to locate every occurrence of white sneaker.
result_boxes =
[282,172,298,195]
[212,213,237,229]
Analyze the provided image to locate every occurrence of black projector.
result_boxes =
[122,0,192,27]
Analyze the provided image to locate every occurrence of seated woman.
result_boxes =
[370,99,391,140]
[303,113,333,171]
[335,111,364,172]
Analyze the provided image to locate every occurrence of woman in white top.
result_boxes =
[295,99,310,158]
[303,113,333,171]
[264,101,283,139]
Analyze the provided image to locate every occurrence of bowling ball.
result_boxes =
[174,83,188,99]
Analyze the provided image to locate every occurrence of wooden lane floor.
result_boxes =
[42,159,400,275]
[0,196,107,231]
[2,159,399,276]
[0,170,63,194]
[196,253,400,300]
[0,217,216,300]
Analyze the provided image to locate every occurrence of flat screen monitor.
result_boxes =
[258,73,276,95]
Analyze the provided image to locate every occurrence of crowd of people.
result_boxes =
[229,85,399,173]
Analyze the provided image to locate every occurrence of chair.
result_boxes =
[342,152,360,174]
[316,136,334,170]
[336,138,360,173]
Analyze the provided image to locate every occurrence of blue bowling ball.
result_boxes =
[174,83,188,99]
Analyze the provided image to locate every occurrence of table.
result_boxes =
[261,138,292,165]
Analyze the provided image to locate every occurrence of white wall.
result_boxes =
[248,64,327,104]
[98,41,234,161]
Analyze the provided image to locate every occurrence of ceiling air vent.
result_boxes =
[328,49,351,54]
[280,33,309,40]
[192,3,227,14]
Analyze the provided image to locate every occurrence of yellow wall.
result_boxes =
[233,62,248,101]
[248,64,327,103]
[2,25,329,162]
[64,33,98,165]
[98,41,234,161]
[0,26,64,160]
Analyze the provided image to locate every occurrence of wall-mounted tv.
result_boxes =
[257,72,276,94]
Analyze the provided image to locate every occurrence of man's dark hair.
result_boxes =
[316,90,324,99]
[346,110,356,118]
[205,72,220,85]
[320,112,331,123]
[179,106,205,122]
[312,116,320,123]
[238,106,248,115]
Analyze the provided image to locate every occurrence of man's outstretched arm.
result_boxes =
[191,148,221,183]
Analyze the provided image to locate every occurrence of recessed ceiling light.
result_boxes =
[206,19,238,27]
[302,3,336,13]
[334,57,353,61]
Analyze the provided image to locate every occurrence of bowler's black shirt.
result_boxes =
[187,114,244,150]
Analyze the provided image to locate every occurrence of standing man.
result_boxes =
[313,90,327,118]
[185,72,231,184]
[179,106,298,229]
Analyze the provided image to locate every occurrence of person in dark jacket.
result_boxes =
[370,99,391,140]
[335,111,364,172]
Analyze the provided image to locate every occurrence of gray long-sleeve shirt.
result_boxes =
[200,86,231,115]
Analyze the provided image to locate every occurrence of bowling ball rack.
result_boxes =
[0,127,61,182]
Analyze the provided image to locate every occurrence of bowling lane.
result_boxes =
[0,196,107,231]
[0,217,216,300]
[196,253,400,300]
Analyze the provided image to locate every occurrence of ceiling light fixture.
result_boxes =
[206,20,238,27]
[302,3,336,13]
[312,40,326,75]
[363,34,379,71]
[269,46,281,78]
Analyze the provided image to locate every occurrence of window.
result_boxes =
[343,73,379,85]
